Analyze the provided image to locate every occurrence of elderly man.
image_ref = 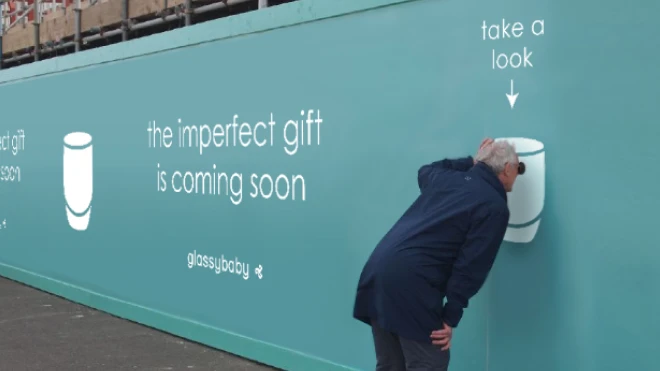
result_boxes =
[353,138,524,370]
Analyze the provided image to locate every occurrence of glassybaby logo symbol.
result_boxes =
[495,137,545,244]
[63,132,94,231]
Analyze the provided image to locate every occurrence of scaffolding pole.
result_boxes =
[184,0,191,26]
[33,0,40,61]
[74,0,81,52]
[0,30,3,70]
[121,0,129,41]
[0,11,4,69]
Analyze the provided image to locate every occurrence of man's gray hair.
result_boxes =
[474,140,517,174]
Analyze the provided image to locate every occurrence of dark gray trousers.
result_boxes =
[371,321,450,371]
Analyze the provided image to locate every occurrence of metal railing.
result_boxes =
[0,0,269,69]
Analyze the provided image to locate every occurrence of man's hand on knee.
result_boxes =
[430,322,453,351]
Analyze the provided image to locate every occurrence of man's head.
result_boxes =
[474,140,521,192]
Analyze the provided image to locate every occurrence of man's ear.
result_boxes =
[503,162,513,176]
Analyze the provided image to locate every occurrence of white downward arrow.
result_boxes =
[506,79,519,109]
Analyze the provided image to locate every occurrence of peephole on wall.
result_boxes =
[495,137,544,244]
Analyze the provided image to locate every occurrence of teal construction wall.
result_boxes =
[0,0,658,370]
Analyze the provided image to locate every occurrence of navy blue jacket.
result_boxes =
[353,157,510,343]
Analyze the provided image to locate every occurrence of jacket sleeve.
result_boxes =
[417,156,474,191]
[441,206,509,328]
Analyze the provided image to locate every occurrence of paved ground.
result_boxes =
[0,277,277,371]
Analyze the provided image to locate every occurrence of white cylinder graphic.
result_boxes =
[63,132,93,231]
[495,137,545,244]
